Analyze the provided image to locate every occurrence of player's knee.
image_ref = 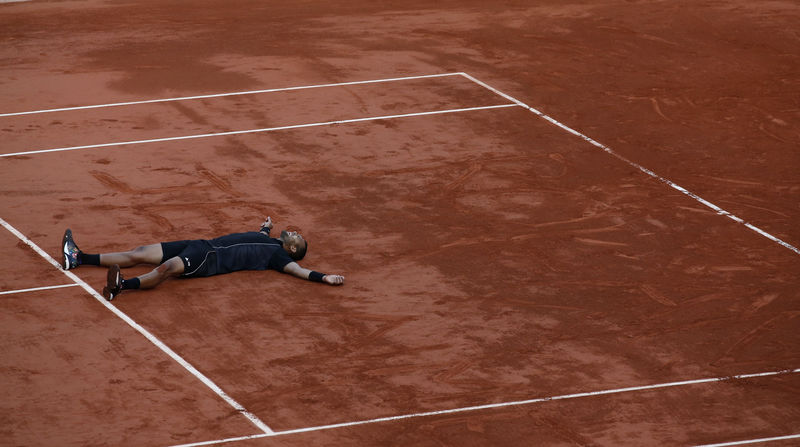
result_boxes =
[157,257,184,277]
[131,246,150,263]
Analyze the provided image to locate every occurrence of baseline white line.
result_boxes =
[0,217,274,435]
[0,104,518,158]
[458,72,800,256]
[0,72,463,117]
[693,434,800,447]
[170,368,800,447]
[0,283,79,296]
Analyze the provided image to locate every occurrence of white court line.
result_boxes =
[0,283,79,295]
[694,434,800,447]
[0,217,274,435]
[457,72,800,256]
[170,368,800,447]
[0,72,463,117]
[0,104,518,158]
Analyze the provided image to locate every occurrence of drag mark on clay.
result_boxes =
[442,162,482,193]
[639,285,677,307]
[618,95,673,121]
[758,123,790,143]
[91,165,247,198]
[440,236,505,249]
[524,214,607,229]
[90,171,203,195]
[649,97,672,122]
[170,102,211,126]
[699,175,764,187]
[90,171,136,193]
[433,360,474,385]
[573,237,629,247]
[714,312,800,365]
[355,315,417,348]
[195,163,243,197]
[710,266,753,272]
[746,293,779,315]
[568,223,626,234]
[646,292,728,318]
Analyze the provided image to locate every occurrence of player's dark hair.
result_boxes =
[291,239,307,261]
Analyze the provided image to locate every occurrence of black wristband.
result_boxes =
[309,271,326,282]
[260,225,271,234]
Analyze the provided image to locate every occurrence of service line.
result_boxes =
[0,104,518,158]
[0,72,463,117]
[0,283,79,296]
[0,216,274,435]
[170,368,800,447]
[457,72,800,256]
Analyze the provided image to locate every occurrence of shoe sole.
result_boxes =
[104,265,121,301]
[61,229,72,270]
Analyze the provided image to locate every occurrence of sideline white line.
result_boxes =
[694,434,800,447]
[458,72,800,256]
[0,72,463,117]
[0,283,79,296]
[170,368,799,447]
[0,104,518,158]
[0,217,274,435]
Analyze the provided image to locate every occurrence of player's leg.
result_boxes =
[62,228,164,269]
[136,257,185,289]
[103,257,184,301]
[99,244,163,267]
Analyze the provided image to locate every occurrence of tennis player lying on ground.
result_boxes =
[61,217,345,301]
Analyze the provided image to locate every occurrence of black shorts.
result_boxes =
[160,240,217,278]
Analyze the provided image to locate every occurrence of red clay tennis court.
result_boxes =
[1,1,798,446]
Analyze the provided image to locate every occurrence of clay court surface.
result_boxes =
[1,1,799,446]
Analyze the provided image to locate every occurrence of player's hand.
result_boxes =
[323,274,345,286]
[261,216,274,230]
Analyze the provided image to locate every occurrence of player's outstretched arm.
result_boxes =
[283,262,345,286]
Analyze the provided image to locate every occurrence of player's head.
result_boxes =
[280,230,307,261]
